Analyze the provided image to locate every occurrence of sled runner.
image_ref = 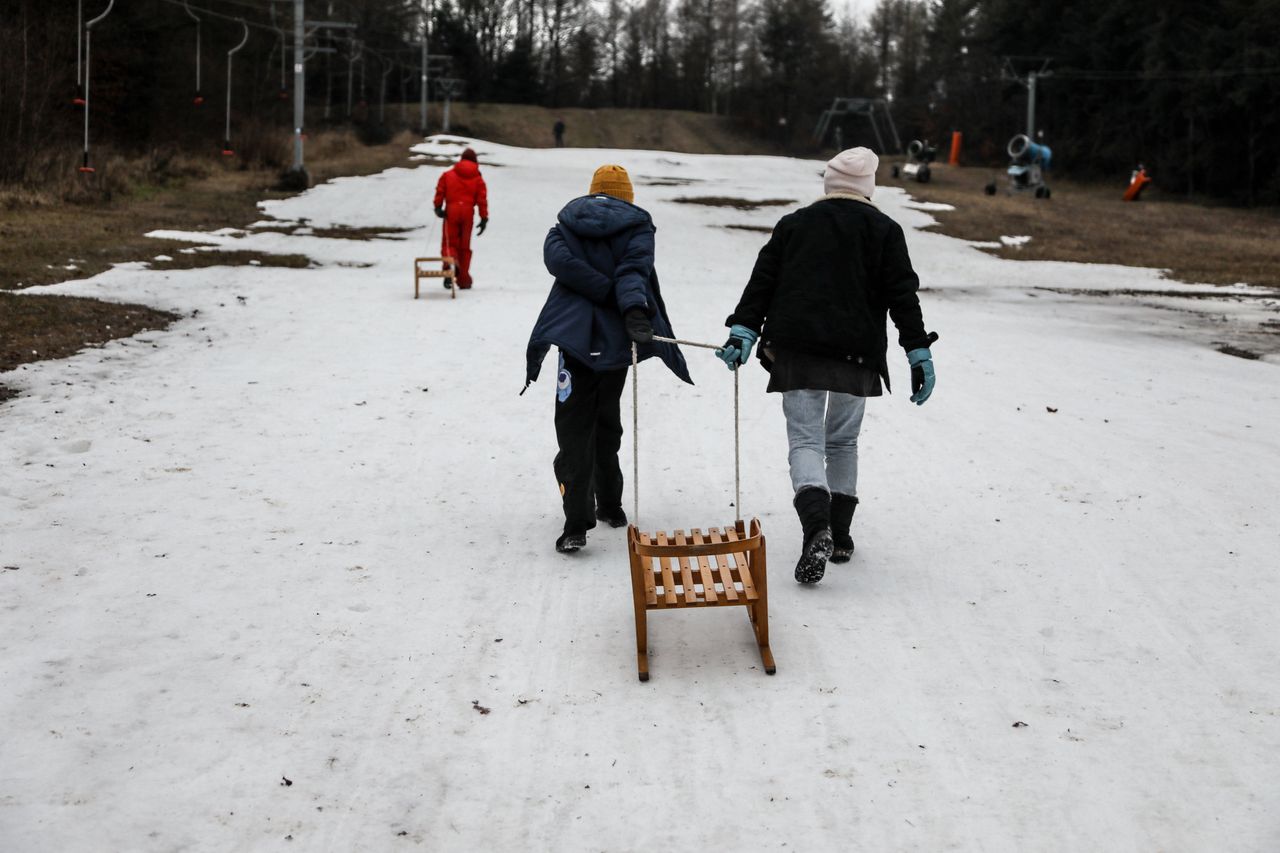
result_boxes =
[627,337,774,682]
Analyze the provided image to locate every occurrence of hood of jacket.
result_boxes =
[453,159,481,180]
[557,194,651,239]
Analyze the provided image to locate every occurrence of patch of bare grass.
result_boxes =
[1,129,428,292]
[0,292,178,402]
[881,162,1280,289]
[432,103,776,155]
[311,226,414,241]
[675,196,795,210]
[639,176,704,186]
[149,251,314,271]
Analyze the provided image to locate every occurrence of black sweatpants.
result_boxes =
[553,353,628,534]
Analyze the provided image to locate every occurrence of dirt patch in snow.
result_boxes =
[674,196,794,210]
[0,293,178,404]
[148,251,314,271]
[250,223,414,241]
[723,224,773,233]
[639,176,704,187]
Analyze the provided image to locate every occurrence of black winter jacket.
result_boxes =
[725,195,935,388]
[526,195,692,387]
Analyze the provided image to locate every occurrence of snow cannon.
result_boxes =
[1123,165,1152,201]
[995,133,1052,198]
[892,139,938,183]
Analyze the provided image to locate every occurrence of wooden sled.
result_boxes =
[414,255,457,299]
[627,517,774,682]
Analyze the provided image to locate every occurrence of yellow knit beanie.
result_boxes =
[589,164,634,204]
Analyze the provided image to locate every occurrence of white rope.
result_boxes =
[632,334,743,527]
[632,342,639,526]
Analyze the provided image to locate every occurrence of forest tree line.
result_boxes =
[2,0,1278,202]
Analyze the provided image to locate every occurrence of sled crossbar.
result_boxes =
[627,518,774,681]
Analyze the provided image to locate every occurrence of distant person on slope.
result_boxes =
[718,146,938,584]
[433,147,489,289]
[553,119,566,147]
[525,165,692,554]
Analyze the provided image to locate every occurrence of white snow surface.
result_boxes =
[3,137,1280,851]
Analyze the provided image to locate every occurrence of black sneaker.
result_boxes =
[794,528,834,584]
[595,506,629,528]
[442,279,453,289]
[556,531,586,553]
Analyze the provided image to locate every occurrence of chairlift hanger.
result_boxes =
[79,0,116,174]
[222,19,250,156]
[183,0,204,104]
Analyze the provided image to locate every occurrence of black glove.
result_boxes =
[434,206,445,219]
[623,307,654,343]
[477,218,488,236]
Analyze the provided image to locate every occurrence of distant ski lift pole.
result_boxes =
[223,19,250,156]
[80,0,116,174]
[184,0,204,105]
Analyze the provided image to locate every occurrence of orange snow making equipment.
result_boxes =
[625,338,775,683]
[1124,166,1152,201]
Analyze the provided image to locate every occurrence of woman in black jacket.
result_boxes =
[719,147,937,584]
[526,165,691,553]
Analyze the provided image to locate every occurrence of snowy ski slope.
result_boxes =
[2,137,1278,851]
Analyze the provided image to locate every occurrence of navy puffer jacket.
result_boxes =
[525,195,692,387]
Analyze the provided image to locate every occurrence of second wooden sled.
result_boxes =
[414,255,457,299]
[627,518,773,682]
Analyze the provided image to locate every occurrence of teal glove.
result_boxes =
[907,348,934,405]
[717,324,758,370]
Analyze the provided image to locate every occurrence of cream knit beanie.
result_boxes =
[824,147,879,198]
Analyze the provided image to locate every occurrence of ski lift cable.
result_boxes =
[80,0,116,173]
[1054,66,1280,81]
[155,0,285,36]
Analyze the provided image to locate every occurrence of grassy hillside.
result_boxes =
[436,103,777,155]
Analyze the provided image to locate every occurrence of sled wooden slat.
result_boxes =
[722,525,756,599]
[638,532,657,607]
[707,528,742,601]
[692,528,719,605]
[672,531,700,604]
[413,255,457,299]
[627,518,773,681]
[656,531,678,606]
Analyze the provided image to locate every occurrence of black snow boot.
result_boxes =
[829,494,859,563]
[556,529,587,554]
[595,505,629,529]
[793,487,834,584]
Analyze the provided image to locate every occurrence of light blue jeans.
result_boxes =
[782,390,867,496]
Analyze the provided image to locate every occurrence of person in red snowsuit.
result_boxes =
[433,148,489,289]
